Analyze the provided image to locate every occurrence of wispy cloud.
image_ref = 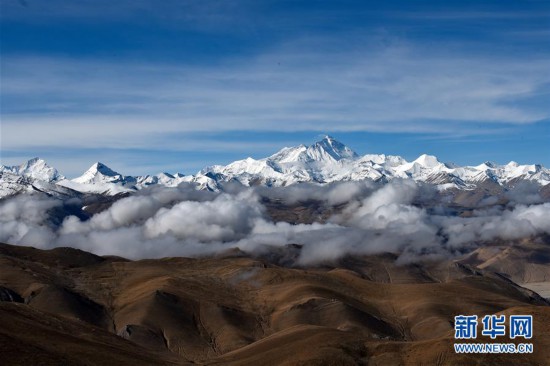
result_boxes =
[3,41,549,149]
[2,0,549,173]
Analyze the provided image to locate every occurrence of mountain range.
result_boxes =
[2,137,550,365]
[1,136,549,198]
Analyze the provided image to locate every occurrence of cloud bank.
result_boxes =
[1,181,549,264]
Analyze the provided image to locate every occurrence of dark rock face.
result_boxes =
[0,286,23,303]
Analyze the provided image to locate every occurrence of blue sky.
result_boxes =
[1,0,549,177]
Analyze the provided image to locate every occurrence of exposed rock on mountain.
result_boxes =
[2,136,548,199]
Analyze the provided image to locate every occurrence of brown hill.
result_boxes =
[1,242,549,365]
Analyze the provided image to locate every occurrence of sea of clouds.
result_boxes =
[1,180,549,264]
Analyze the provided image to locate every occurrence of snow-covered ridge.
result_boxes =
[55,162,217,195]
[0,158,64,182]
[1,136,549,198]
[198,136,549,188]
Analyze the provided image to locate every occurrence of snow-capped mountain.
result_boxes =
[0,158,74,197]
[136,172,186,188]
[201,136,375,186]
[0,159,85,198]
[0,158,64,182]
[72,162,134,185]
[54,162,218,195]
[1,136,549,199]
[57,162,137,195]
[199,136,549,188]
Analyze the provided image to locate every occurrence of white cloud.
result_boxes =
[2,182,550,264]
[2,40,549,154]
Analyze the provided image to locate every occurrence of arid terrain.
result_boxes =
[1,239,550,365]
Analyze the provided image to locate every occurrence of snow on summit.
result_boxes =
[413,154,442,168]
[72,162,127,185]
[305,135,359,162]
[0,158,64,182]
[198,136,549,188]
[1,136,549,198]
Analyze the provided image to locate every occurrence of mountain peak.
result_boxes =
[506,161,519,168]
[26,157,42,164]
[308,136,358,161]
[321,135,336,143]
[90,162,119,176]
[413,154,441,168]
[268,145,308,163]
[268,137,358,164]
[19,157,45,170]
[72,162,122,184]
[16,157,63,181]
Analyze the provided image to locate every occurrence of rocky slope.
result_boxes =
[1,242,549,365]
